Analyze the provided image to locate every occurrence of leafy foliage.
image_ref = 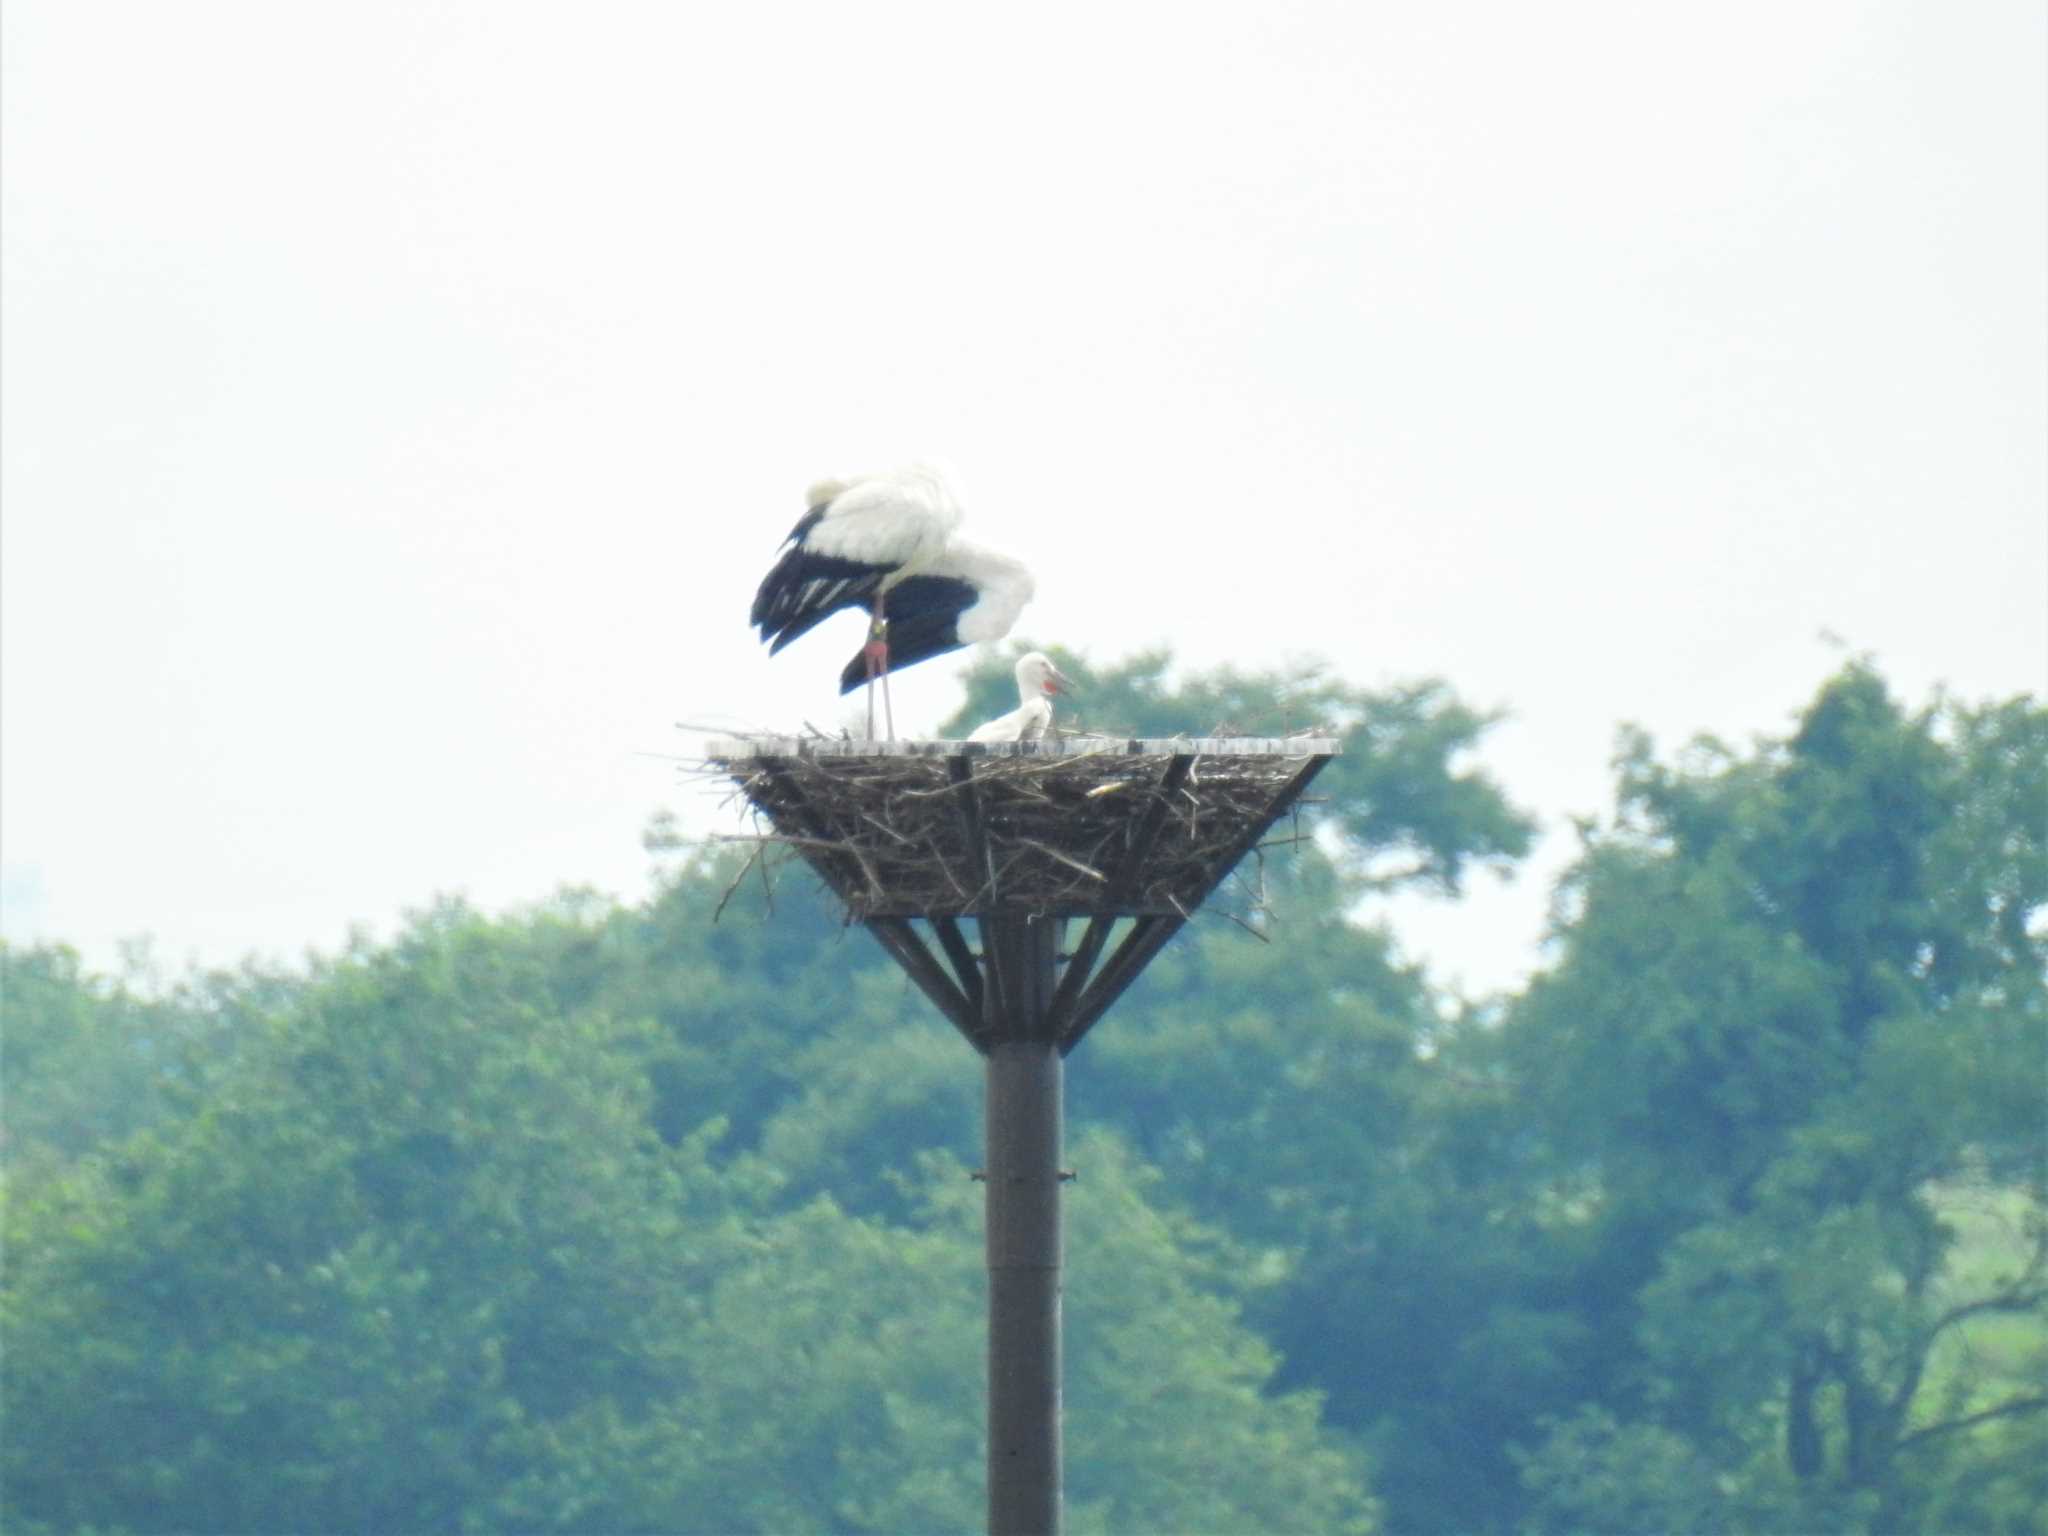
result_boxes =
[5,653,2040,1535]
[1502,665,2047,1534]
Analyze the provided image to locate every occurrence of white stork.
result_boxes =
[750,462,1034,738]
[967,652,1076,743]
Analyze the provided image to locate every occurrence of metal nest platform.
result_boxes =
[704,735,1339,1055]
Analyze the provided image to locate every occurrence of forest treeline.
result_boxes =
[5,653,2044,1535]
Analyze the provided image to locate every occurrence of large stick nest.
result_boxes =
[700,735,1339,920]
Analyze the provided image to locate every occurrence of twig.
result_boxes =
[713,842,764,924]
[1015,839,1107,882]
[1895,1395,2048,1452]
[859,811,915,845]
[713,832,850,849]
[1204,904,1272,943]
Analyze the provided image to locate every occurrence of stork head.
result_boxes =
[803,475,851,511]
[1015,651,1074,697]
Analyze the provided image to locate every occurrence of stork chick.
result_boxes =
[968,652,1075,743]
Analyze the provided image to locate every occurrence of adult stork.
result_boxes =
[967,652,1075,742]
[750,462,1034,738]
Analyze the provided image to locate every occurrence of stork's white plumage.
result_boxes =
[968,652,1075,743]
[750,463,1037,737]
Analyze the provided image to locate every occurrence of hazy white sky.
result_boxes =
[4,1,2043,995]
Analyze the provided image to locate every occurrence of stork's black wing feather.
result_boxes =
[753,547,890,653]
[835,574,978,692]
[885,573,980,627]
[752,504,908,653]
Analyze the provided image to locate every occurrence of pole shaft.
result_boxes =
[984,918,1062,1536]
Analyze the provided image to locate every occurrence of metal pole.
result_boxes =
[984,917,1062,1536]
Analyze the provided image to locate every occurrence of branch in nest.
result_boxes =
[713,841,765,925]
[1014,838,1107,883]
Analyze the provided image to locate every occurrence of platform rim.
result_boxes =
[702,735,1342,761]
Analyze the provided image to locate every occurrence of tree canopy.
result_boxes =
[5,651,2040,1534]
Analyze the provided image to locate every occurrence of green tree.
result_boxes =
[5,899,724,1533]
[1505,667,2047,1533]
[5,882,1384,1532]
[476,1135,1380,1535]
[0,942,272,1180]
[61,649,2012,1534]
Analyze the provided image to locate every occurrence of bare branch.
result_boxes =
[1895,1395,2048,1453]
[1203,905,1272,944]
[1014,839,1107,883]
[1928,1287,2048,1344]
[712,842,764,925]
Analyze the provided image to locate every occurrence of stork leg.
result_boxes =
[865,645,877,740]
[863,594,895,742]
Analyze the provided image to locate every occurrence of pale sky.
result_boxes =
[4,1,2043,997]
